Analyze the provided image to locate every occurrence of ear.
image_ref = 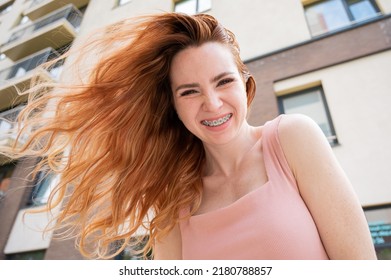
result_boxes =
[245,75,256,107]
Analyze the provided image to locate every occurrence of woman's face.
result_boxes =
[170,42,248,146]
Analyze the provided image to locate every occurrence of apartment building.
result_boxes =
[0,0,390,259]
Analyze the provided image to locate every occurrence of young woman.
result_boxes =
[2,13,376,260]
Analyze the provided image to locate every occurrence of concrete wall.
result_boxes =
[77,0,172,37]
[0,158,38,259]
[73,0,314,61]
[211,0,311,60]
[378,0,391,14]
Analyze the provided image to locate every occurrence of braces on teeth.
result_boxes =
[202,113,232,127]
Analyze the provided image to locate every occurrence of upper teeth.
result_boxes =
[202,114,232,127]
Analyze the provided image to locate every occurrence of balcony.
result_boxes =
[24,0,89,21]
[0,0,14,16]
[0,4,82,61]
[0,47,61,111]
[0,106,24,165]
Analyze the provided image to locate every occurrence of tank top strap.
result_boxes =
[261,115,298,190]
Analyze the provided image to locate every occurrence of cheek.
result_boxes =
[174,101,192,123]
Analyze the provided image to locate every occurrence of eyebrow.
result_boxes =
[174,71,235,93]
[211,71,235,83]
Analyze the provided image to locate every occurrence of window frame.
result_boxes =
[27,170,58,207]
[304,0,382,36]
[0,1,14,16]
[174,0,212,15]
[364,203,391,259]
[343,0,381,21]
[277,86,338,146]
[0,162,16,203]
[117,0,132,7]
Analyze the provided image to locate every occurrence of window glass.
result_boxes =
[305,0,350,36]
[347,0,378,21]
[175,0,197,15]
[198,0,212,13]
[0,1,14,15]
[304,0,380,36]
[0,106,24,145]
[365,206,391,260]
[118,0,132,6]
[29,172,58,206]
[0,118,12,133]
[174,0,211,14]
[0,163,16,202]
[6,249,45,260]
[278,87,337,145]
[114,237,152,260]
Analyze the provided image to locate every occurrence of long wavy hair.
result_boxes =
[1,12,256,259]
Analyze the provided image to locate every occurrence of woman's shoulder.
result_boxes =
[262,114,321,142]
[278,113,319,132]
[277,114,325,144]
[276,114,332,172]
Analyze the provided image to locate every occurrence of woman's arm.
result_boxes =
[153,223,183,260]
[278,114,376,259]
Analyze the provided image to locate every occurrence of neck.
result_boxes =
[202,122,261,177]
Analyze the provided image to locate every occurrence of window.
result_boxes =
[0,1,14,16]
[117,0,132,6]
[304,0,381,36]
[174,0,211,15]
[277,86,338,146]
[28,171,58,206]
[113,236,152,260]
[6,249,45,260]
[364,204,391,260]
[0,163,16,203]
[0,106,26,145]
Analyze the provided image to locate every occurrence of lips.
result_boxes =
[201,113,233,127]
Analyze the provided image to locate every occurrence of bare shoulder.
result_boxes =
[278,113,326,144]
[277,114,376,259]
[277,114,331,176]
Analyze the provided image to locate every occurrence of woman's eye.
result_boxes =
[180,89,197,97]
[217,78,234,86]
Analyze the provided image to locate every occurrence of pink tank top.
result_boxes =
[179,115,329,259]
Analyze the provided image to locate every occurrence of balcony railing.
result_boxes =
[0,106,25,161]
[0,0,13,16]
[5,4,82,45]
[25,0,89,21]
[30,0,46,7]
[0,48,62,111]
[0,48,60,84]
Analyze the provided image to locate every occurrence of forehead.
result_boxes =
[170,42,238,82]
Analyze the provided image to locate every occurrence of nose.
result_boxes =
[202,90,223,112]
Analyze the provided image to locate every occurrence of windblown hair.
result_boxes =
[2,12,256,259]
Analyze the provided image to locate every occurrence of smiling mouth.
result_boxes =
[201,113,233,127]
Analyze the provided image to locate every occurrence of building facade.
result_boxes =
[1,0,390,259]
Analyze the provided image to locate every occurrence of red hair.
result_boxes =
[2,12,256,259]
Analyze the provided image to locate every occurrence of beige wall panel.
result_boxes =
[77,0,172,37]
[211,0,311,60]
[378,0,391,14]
[274,50,391,206]
[4,208,55,254]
